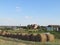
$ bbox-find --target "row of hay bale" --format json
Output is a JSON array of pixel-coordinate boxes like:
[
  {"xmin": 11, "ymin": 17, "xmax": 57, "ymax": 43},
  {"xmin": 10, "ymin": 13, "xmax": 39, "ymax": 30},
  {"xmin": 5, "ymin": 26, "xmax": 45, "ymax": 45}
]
[{"xmin": 0, "ymin": 30, "xmax": 55, "ymax": 42}]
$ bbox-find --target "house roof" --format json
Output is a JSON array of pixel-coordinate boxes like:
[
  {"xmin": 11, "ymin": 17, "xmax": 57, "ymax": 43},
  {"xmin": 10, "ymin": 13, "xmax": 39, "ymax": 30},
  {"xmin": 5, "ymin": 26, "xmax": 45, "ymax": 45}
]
[{"xmin": 48, "ymin": 25, "xmax": 60, "ymax": 27}]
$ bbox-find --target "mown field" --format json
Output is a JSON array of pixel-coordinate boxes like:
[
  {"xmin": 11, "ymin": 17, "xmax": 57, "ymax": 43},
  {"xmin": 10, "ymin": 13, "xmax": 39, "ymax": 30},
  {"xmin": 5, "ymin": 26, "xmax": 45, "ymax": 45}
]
[
  {"xmin": 0, "ymin": 29, "xmax": 60, "ymax": 45},
  {"xmin": 4, "ymin": 29, "xmax": 60, "ymax": 39}
]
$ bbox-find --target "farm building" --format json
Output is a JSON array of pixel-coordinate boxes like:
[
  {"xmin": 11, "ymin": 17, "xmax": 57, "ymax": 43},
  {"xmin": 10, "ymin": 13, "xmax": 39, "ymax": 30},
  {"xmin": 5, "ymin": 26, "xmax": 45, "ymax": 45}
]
[
  {"xmin": 27, "ymin": 24, "xmax": 39, "ymax": 29},
  {"xmin": 31, "ymin": 24, "xmax": 39, "ymax": 29},
  {"xmin": 46, "ymin": 25, "xmax": 60, "ymax": 31}
]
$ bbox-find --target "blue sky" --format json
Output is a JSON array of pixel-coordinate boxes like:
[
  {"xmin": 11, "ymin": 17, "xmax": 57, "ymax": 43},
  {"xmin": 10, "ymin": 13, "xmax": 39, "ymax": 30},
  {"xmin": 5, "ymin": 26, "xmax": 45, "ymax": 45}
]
[{"xmin": 0, "ymin": 0, "xmax": 60, "ymax": 26}]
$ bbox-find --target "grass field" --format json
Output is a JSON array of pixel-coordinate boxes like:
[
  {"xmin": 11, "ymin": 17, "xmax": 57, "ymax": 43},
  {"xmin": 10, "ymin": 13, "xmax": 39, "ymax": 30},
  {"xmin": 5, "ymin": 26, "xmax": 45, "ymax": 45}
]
[{"xmin": 0, "ymin": 36, "xmax": 60, "ymax": 45}]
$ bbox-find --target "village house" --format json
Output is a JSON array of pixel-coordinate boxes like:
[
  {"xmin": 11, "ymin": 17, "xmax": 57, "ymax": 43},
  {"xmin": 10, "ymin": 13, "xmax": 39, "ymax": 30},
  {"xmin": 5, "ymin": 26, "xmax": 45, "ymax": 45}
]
[
  {"xmin": 46, "ymin": 25, "xmax": 60, "ymax": 31},
  {"xmin": 31, "ymin": 24, "xmax": 39, "ymax": 29}
]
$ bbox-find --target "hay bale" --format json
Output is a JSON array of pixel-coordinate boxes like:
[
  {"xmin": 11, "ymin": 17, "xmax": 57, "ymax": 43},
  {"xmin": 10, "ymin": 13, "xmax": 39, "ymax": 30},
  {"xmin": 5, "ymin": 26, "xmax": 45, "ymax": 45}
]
[
  {"xmin": 45, "ymin": 34, "xmax": 55, "ymax": 42},
  {"xmin": 16, "ymin": 33, "xmax": 20, "ymax": 35},
  {"xmin": 34, "ymin": 34, "xmax": 41, "ymax": 42},
  {"xmin": 2, "ymin": 31, "xmax": 7, "ymax": 36},
  {"xmin": 19, "ymin": 33, "xmax": 22, "ymax": 39},
  {"xmin": 28, "ymin": 33, "xmax": 47, "ymax": 42},
  {"xmin": 32, "ymin": 34, "xmax": 46, "ymax": 42},
  {"xmin": 10, "ymin": 33, "xmax": 14, "ymax": 38},
  {"xmin": 9, "ymin": 33, "xmax": 16, "ymax": 38},
  {"xmin": 23, "ymin": 34, "xmax": 29, "ymax": 40},
  {"xmin": 21, "ymin": 33, "xmax": 28, "ymax": 40},
  {"xmin": 0, "ymin": 30, "xmax": 2, "ymax": 33},
  {"xmin": 28, "ymin": 34, "xmax": 33, "ymax": 41},
  {"xmin": 12, "ymin": 33, "xmax": 17, "ymax": 38},
  {"xmin": 5, "ymin": 32, "xmax": 11, "ymax": 37},
  {"xmin": 24, "ymin": 34, "xmax": 30, "ymax": 41},
  {"xmin": 32, "ymin": 34, "xmax": 38, "ymax": 41},
  {"xmin": 16, "ymin": 33, "xmax": 22, "ymax": 39},
  {"xmin": 28, "ymin": 34, "xmax": 36, "ymax": 41},
  {"xmin": 30, "ymin": 34, "xmax": 35, "ymax": 41},
  {"xmin": 0, "ymin": 30, "xmax": 2, "ymax": 35},
  {"xmin": 16, "ymin": 33, "xmax": 20, "ymax": 39},
  {"xmin": 40, "ymin": 33, "xmax": 47, "ymax": 42}
]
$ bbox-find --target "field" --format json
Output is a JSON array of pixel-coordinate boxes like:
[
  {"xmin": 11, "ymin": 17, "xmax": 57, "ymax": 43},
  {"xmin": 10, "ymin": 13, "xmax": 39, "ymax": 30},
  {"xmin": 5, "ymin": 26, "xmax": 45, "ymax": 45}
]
[
  {"xmin": 0, "ymin": 29, "xmax": 60, "ymax": 45},
  {"xmin": 0, "ymin": 36, "xmax": 60, "ymax": 45}
]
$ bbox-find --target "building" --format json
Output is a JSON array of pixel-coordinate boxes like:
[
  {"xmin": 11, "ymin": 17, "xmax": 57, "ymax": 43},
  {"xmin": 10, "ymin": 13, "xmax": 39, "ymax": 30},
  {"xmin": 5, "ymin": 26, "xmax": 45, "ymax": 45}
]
[
  {"xmin": 27, "ymin": 24, "xmax": 39, "ymax": 29},
  {"xmin": 31, "ymin": 24, "xmax": 39, "ymax": 29},
  {"xmin": 46, "ymin": 25, "xmax": 60, "ymax": 31}
]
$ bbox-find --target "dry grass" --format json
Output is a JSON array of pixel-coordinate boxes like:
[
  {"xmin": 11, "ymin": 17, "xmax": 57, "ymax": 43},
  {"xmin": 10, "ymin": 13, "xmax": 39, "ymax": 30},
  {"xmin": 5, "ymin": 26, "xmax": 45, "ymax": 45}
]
[
  {"xmin": 0, "ymin": 36, "xmax": 60, "ymax": 45},
  {"xmin": 0, "ymin": 39, "xmax": 27, "ymax": 45}
]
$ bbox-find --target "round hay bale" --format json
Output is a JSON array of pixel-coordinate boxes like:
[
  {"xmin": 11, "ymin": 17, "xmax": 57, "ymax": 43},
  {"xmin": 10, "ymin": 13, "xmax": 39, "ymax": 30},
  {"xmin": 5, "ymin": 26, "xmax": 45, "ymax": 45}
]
[
  {"xmin": 0, "ymin": 30, "xmax": 2, "ymax": 35},
  {"xmin": 10, "ymin": 33, "xmax": 14, "ymax": 38},
  {"xmin": 5, "ymin": 32, "xmax": 11, "ymax": 37},
  {"xmin": 34, "ymin": 34, "xmax": 41, "ymax": 42},
  {"xmin": 40, "ymin": 33, "xmax": 47, "ymax": 42},
  {"xmin": 28, "ymin": 33, "xmax": 47, "ymax": 42},
  {"xmin": 28, "ymin": 34, "xmax": 33, "ymax": 41},
  {"xmin": 19, "ymin": 33, "xmax": 22, "ymax": 39},
  {"xmin": 16, "ymin": 33, "xmax": 20, "ymax": 39},
  {"xmin": 9, "ymin": 33, "xmax": 16, "ymax": 38},
  {"xmin": 25, "ymin": 34, "xmax": 31, "ymax": 41},
  {"xmin": 13, "ymin": 33, "xmax": 17, "ymax": 38},
  {"xmin": 16, "ymin": 33, "xmax": 22, "ymax": 39},
  {"xmin": 45, "ymin": 34, "xmax": 55, "ymax": 42},
  {"xmin": 32, "ymin": 34, "xmax": 38, "ymax": 41},
  {"xmin": 23, "ymin": 34, "xmax": 29, "ymax": 40},
  {"xmin": 2, "ymin": 31, "xmax": 7, "ymax": 36},
  {"xmin": 18, "ymin": 33, "xmax": 21, "ymax": 35},
  {"xmin": 28, "ymin": 34, "xmax": 36, "ymax": 41},
  {"xmin": 0, "ymin": 30, "xmax": 2, "ymax": 33},
  {"xmin": 21, "ymin": 33, "xmax": 27, "ymax": 40}
]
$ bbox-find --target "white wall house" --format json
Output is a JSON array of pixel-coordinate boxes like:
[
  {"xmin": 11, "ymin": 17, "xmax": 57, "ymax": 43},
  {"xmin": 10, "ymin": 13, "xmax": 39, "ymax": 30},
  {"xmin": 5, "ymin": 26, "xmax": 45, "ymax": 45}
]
[
  {"xmin": 46, "ymin": 26, "xmax": 53, "ymax": 31},
  {"xmin": 46, "ymin": 25, "xmax": 60, "ymax": 31}
]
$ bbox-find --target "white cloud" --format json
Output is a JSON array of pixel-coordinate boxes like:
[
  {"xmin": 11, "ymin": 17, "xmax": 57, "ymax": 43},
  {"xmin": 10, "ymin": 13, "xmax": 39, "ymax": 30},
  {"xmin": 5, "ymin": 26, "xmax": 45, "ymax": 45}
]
[
  {"xmin": 16, "ymin": 6, "xmax": 20, "ymax": 9},
  {"xmin": 25, "ymin": 16, "xmax": 32, "ymax": 19},
  {"xmin": 16, "ymin": 6, "xmax": 21, "ymax": 12}
]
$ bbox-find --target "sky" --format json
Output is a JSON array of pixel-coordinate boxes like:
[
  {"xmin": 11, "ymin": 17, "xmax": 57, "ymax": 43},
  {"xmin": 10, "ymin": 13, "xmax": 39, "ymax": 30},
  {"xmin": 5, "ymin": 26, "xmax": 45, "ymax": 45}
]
[{"xmin": 0, "ymin": 0, "xmax": 60, "ymax": 26}]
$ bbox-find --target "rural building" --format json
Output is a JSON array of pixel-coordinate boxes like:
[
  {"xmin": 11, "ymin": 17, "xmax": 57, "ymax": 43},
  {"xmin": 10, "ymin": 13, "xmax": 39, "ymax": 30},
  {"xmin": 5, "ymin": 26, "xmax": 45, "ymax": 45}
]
[
  {"xmin": 31, "ymin": 24, "xmax": 39, "ymax": 29},
  {"xmin": 46, "ymin": 25, "xmax": 60, "ymax": 31},
  {"xmin": 27, "ymin": 24, "xmax": 39, "ymax": 29}
]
